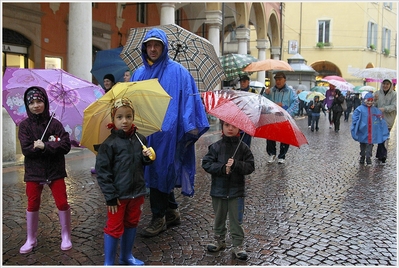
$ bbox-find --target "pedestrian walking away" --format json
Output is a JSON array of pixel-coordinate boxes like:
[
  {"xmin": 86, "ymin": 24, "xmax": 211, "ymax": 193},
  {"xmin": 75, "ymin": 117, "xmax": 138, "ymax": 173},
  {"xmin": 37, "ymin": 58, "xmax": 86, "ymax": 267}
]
[
  {"xmin": 262, "ymin": 72, "xmax": 299, "ymax": 164},
  {"xmin": 351, "ymin": 92, "xmax": 389, "ymax": 166},
  {"xmin": 95, "ymin": 97, "xmax": 154, "ymax": 265},
  {"xmin": 18, "ymin": 86, "xmax": 72, "ymax": 254},
  {"xmin": 130, "ymin": 27, "xmax": 209, "ymax": 237},
  {"xmin": 373, "ymin": 79, "xmax": 397, "ymax": 164},
  {"xmin": 201, "ymin": 120, "xmax": 255, "ymax": 260}
]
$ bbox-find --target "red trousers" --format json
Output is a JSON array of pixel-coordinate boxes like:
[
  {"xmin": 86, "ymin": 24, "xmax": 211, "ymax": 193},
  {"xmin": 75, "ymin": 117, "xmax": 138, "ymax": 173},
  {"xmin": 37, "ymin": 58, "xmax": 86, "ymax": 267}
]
[
  {"xmin": 26, "ymin": 179, "xmax": 70, "ymax": 212},
  {"xmin": 104, "ymin": 196, "xmax": 145, "ymax": 238}
]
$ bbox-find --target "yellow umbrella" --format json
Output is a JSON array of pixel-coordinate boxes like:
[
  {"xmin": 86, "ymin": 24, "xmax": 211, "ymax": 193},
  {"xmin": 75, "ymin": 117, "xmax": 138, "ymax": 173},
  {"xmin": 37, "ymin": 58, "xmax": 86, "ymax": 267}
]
[
  {"xmin": 81, "ymin": 79, "xmax": 172, "ymax": 155},
  {"xmin": 306, "ymin": 91, "xmax": 326, "ymax": 101}
]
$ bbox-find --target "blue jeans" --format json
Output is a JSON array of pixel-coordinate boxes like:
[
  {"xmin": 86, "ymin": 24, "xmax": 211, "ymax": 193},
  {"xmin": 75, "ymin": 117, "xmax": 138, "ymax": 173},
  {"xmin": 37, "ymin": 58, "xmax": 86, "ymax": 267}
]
[{"xmin": 311, "ymin": 113, "xmax": 321, "ymax": 130}]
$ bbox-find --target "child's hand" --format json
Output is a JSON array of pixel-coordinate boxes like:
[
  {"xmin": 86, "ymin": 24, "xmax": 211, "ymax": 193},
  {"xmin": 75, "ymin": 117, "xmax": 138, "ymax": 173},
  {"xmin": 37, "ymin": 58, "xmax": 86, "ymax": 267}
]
[
  {"xmin": 143, "ymin": 147, "xmax": 152, "ymax": 158},
  {"xmin": 226, "ymin": 158, "xmax": 234, "ymax": 174},
  {"xmin": 33, "ymin": 139, "xmax": 45, "ymax": 150},
  {"xmin": 107, "ymin": 199, "xmax": 121, "ymax": 214}
]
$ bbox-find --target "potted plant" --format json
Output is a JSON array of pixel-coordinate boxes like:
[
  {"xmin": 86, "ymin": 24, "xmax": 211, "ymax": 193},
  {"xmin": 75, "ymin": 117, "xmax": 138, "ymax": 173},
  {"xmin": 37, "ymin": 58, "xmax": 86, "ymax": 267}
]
[
  {"xmin": 316, "ymin": 42, "xmax": 324, "ymax": 48},
  {"xmin": 369, "ymin": 44, "xmax": 376, "ymax": 50},
  {"xmin": 383, "ymin": 48, "xmax": 390, "ymax": 56}
]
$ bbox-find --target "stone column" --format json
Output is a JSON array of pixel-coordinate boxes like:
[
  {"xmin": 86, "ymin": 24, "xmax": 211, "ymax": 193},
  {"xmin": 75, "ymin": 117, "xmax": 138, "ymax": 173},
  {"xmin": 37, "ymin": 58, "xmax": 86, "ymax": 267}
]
[
  {"xmin": 205, "ymin": 10, "xmax": 222, "ymax": 56},
  {"xmin": 160, "ymin": 3, "xmax": 175, "ymax": 25},
  {"xmin": 67, "ymin": 3, "xmax": 92, "ymax": 81},
  {"xmin": 2, "ymin": 108, "xmax": 16, "ymax": 162},
  {"xmin": 256, "ymin": 39, "xmax": 269, "ymax": 84},
  {"xmin": 205, "ymin": 10, "xmax": 222, "ymax": 91},
  {"xmin": 235, "ymin": 27, "xmax": 250, "ymax": 55},
  {"xmin": 271, "ymin": 47, "xmax": 281, "ymax": 60}
]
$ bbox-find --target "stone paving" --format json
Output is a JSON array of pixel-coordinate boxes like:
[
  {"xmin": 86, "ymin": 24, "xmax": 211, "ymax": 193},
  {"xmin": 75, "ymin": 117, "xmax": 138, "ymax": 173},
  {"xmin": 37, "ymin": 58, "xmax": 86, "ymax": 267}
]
[{"xmin": 2, "ymin": 114, "xmax": 397, "ymax": 266}]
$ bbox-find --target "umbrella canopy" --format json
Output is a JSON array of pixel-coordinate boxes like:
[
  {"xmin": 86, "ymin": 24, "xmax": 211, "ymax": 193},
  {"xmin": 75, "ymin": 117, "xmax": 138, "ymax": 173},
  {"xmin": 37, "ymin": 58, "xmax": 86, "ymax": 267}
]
[
  {"xmin": 322, "ymin": 75, "xmax": 346, "ymax": 82},
  {"xmin": 326, "ymin": 79, "xmax": 355, "ymax": 92},
  {"xmin": 358, "ymin": 85, "xmax": 377, "ymax": 93},
  {"xmin": 202, "ymin": 89, "xmax": 308, "ymax": 148},
  {"xmin": 298, "ymin": 90, "xmax": 312, "ymax": 103},
  {"xmin": 121, "ymin": 24, "xmax": 225, "ymax": 92},
  {"xmin": 219, "ymin": 53, "xmax": 258, "ymax": 81},
  {"xmin": 250, "ymin": 81, "xmax": 265, "ymax": 88},
  {"xmin": 351, "ymin": 67, "xmax": 397, "ymax": 80},
  {"xmin": 310, "ymin": 86, "xmax": 328, "ymax": 94},
  {"xmin": 80, "ymin": 79, "xmax": 171, "ymax": 154},
  {"xmin": 91, "ymin": 46, "xmax": 129, "ymax": 89},
  {"xmin": 2, "ymin": 67, "xmax": 104, "ymax": 144},
  {"xmin": 243, "ymin": 59, "xmax": 294, "ymax": 72},
  {"xmin": 306, "ymin": 92, "xmax": 326, "ymax": 102}
]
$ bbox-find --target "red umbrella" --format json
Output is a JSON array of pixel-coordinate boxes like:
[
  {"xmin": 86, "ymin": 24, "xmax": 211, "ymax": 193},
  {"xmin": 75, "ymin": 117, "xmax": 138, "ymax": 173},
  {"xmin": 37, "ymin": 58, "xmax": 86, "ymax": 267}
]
[{"xmin": 202, "ymin": 89, "xmax": 308, "ymax": 148}]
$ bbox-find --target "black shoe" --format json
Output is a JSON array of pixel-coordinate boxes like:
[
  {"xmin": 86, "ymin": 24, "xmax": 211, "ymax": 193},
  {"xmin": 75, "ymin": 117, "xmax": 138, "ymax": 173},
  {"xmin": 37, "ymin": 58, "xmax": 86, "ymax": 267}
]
[
  {"xmin": 380, "ymin": 157, "xmax": 386, "ymax": 164},
  {"xmin": 359, "ymin": 156, "xmax": 365, "ymax": 164},
  {"xmin": 315, "ymin": 128, "xmax": 319, "ymax": 131},
  {"xmin": 366, "ymin": 157, "xmax": 372, "ymax": 166},
  {"xmin": 311, "ymin": 128, "xmax": 314, "ymax": 132}
]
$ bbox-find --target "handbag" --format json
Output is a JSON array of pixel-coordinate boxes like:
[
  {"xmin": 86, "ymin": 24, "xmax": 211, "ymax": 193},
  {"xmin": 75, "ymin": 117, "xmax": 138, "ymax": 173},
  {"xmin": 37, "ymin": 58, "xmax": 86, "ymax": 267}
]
[{"xmin": 341, "ymin": 99, "xmax": 347, "ymax": 110}]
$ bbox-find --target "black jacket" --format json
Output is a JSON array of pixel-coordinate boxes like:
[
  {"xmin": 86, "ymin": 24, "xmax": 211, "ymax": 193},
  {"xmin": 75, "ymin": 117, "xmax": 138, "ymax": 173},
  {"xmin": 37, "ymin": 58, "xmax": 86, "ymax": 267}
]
[
  {"xmin": 18, "ymin": 86, "xmax": 71, "ymax": 183},
  {"xmin": 202, "ymin": 135, "xmax": 254, "ymax": 198},
  {"xmin": 95, "ymin": 128, "xmax": 153, "ymax": 205}
]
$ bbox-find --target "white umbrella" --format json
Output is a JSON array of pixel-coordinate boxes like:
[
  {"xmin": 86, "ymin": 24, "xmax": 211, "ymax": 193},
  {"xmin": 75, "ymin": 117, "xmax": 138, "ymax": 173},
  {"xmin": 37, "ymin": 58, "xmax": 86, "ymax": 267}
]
[
  {"xmin": 249, "ymin": 81, "xmax": 265, "ymax": 88},
  {"xmin": 351, "ymin": 67, "xmax": 397, "ymax": 80},
  {"xmin": 327, "ymin": 79, "xmax": 355, "ymax": 92}
]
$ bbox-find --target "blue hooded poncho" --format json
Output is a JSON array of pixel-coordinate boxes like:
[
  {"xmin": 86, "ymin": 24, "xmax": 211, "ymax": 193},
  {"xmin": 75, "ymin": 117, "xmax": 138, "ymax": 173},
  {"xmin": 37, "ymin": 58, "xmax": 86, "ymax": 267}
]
[
  {"xmin": 131, "ymin": 28, "xmax": 210, "ymax": 196},
  {"xmin": 351, "ymin": 92, "xmax": 389, "ymax": 144}
]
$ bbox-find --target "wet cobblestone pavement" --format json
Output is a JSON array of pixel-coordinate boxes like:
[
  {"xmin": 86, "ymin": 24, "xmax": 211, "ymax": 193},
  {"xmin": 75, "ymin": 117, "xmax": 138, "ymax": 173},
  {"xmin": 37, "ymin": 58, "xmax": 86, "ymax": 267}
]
[{"xmin": 2, "ymin": 115, "xmax": 397, "ymax": 266}]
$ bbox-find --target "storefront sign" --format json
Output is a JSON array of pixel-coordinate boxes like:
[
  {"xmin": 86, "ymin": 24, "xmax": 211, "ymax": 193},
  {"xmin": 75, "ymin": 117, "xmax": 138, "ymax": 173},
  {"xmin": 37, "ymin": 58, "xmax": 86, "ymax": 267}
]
[{"xmin": 3, "ymin": 44, "xmax": 27, "ymax": 54}]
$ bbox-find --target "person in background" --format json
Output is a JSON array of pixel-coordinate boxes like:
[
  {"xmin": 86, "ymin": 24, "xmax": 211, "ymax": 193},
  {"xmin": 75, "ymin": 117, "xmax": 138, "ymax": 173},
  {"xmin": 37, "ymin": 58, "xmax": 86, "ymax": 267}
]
[
  {"xmin": 95, "ymin": 97, "xmax": 154, "ymax": 265},
  {"xmin": 18, "ymin": 86, "xmax": 72, "ymax": 254},
  {"xmin": 123, "ymin": 69, "xmax": 131, "ymax": 82},
  {"xmin": 351, "ymin": 92, "xmax": 389, "ymax": 166},
  {"xmin": 374, "ymin": 79, "xmax": 397, "ymax": 164},
  {"xmin": 353, "ymin": 93, "xmax": 361, "ymax": 110},
  {"xmin": 262, "ymin": 72, "xmax": 298, "ymax": 164},
  {"xmin": 323, "ymin": 83, "xmax": 336, "ymax": 128},
  {"xmin": 103, "ymin": 73, "xmax": 116, "ymax": 93},
  {"xmin": 130, "ymin": 28, "xmax": 209, "ymax": 237},
  {"xmin": 343, "ymin": 92, "xmax": 354, "ymax": 122},
  {"xmin": 236, "ymin": 74, "xmax": 257, "ymax": 147},
  {"xmin": 308, "ymin": 95, "xmax": 327, "ymax": 132},
  {"xmin": 202, "ymin": 120, "xmax": 255, "ymax": 260},
  {"xmin": 330, "ymin": 89, "xmax": 345, "ymax": 132}
]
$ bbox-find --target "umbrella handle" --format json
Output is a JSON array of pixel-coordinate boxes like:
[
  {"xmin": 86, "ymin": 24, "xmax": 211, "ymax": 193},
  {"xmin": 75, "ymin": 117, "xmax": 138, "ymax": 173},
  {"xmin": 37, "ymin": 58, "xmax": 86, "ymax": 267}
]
[
  {"xmin": 40, "ymin": 112, "xmax": 55, "ymax": 141},
  {"xmin": 142, "ymin": 145, "xmax": 156, "ymax": 160},
  {"xmin": 231, "ymin": 132, "xmax": 245, "ymax": 159},
  {"xmin": 135, "ymin": 133, "xmax": 156, "ymax": 160}
]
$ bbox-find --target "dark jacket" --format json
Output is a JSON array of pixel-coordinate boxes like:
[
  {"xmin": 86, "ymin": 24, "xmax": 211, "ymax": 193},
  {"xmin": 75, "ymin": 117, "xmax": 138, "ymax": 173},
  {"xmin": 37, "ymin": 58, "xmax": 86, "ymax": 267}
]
[
  {"xmin": 95, "ymin": 128, "xmax": 153, "ymax": 206},
  {"xmin": 18, "ymin": 87, "xmax": 71, "ymax": 183},
  {"xmin": 308, "ymin": 99, "xmax": 326, "ymax": 114},
  {"xmin": 201, "ymin": 135, "xmax": 255, "ymax": 198},
  {"xmin": 331, "ymin": 90, "xmax": 345, "ymax": 112}
]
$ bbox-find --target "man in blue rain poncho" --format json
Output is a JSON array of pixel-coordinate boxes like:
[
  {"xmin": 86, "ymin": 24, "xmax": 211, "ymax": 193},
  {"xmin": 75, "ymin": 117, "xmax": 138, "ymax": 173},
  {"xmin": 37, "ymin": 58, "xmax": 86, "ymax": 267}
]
[{"xmin": 131, "ymin": 28, "xmax": 209, "ymax": 237}]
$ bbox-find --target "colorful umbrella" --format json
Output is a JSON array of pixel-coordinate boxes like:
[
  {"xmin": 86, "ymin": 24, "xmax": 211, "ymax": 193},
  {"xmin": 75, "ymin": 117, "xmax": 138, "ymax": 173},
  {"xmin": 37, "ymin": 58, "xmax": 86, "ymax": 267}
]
[
  {"xmin": 2, "ymin": 67, "xmax": 104, "ymax": 144},
  {"xmin": 298, "ymin": 90, "xmax": 312, "ymax": 103},
  {"xmin": 80, "ymin": 79, "xmax": 171, "ymax": 154},
  {"xmin": 358, "ymin": 85, "xmax": 377, "ymax": 93},
  {"xmin": 121, "ymin": 24, "xmax": 225, "ymax": 92},
  {"xmin": 351, "ymin": 67, "xmax": 396, "ymax": 80},
  {"xmin": 90, "ymin": 46, "xmax": 129, "ymax": 89},
  {"xmin": 202, "ymin": 89, "xmax": 308, "ymax": 148},
  {"xmin": 306, "ymin": 92, "xmax": 326, "ymax": 102},
  {"xmin": 310, "ymin": 86, "xmax": 328, "ymax": 94},
  {"xmin": 326, "ymin": 79, "xmax": 355, "ymax": 92},
  {"xmin": 243, "ymin": 59, "xmax": 294, "ymax": 72},
  {"xmin": 219, "ymin": 53, "xmax": 258, "ymax": 81},
  {"xmin": 322, "ymin": 75, "xmax": 346, "ymax": 82}
]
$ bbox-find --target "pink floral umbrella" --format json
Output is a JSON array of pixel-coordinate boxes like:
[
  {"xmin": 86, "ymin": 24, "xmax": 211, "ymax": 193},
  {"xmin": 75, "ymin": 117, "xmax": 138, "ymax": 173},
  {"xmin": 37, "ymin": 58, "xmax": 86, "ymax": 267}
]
[{"xmin": 2, "ymin": 68, "xmax": 105, "ymax": 145}]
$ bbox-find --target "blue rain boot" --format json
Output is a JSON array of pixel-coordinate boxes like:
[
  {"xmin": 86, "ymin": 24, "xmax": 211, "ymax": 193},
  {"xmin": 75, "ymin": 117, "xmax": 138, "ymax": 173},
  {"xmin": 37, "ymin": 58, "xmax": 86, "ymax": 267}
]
[
  {"xmin": 104, "ymin": 233, "xmax": 119, "ymax": 265},
  {"xmin": 119, "ymin": 228, "xmax": 144, "ymax": 265}
]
